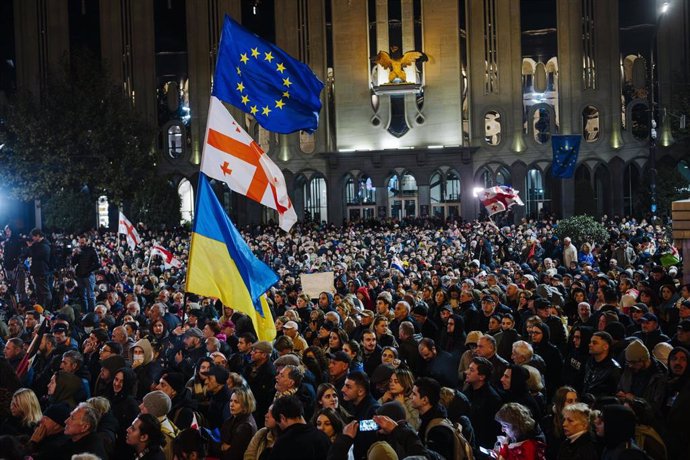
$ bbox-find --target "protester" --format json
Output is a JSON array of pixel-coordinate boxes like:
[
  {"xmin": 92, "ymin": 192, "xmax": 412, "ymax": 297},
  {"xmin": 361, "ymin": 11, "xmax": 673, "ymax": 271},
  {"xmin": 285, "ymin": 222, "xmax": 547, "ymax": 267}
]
[{"xmin": 0, "ymin": 216, "xmax": 685, "ymax": 460}]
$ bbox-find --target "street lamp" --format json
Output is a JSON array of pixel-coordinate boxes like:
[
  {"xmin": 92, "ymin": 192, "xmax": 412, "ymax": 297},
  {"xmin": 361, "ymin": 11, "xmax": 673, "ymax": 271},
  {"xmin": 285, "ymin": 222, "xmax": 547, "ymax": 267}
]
[{"xmin": 649, "ymin": 1, "xmax": 670, "ymax": 222}]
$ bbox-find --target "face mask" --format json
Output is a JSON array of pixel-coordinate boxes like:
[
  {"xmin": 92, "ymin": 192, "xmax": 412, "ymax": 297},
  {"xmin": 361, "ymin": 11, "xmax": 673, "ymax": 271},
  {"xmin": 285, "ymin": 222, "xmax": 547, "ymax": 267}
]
[
  {"xmin": 133, "ymin": 355, "xmax": 144, "ymax": 367},
  {"xmin": 84, "ymin": 327, "xmax": 93, "ymax": 334}
]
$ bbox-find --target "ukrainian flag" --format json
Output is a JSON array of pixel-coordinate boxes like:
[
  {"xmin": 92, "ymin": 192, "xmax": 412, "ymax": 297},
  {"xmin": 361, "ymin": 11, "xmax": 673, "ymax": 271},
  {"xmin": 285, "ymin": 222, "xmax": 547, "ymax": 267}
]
[{"xmin": 186, "ymin": 173, "xmax": 278, "ymax": 341}]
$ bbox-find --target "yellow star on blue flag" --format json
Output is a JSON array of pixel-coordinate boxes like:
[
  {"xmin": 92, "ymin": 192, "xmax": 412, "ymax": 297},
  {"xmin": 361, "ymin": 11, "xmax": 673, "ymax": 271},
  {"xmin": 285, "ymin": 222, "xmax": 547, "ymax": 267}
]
[
  {"xmin": 212, "ymin": 15, "xmax": 324, "ymax": 134},
  {"xmin": 551, "ymin": 134, "xmax": 581, "ymax": 179}
]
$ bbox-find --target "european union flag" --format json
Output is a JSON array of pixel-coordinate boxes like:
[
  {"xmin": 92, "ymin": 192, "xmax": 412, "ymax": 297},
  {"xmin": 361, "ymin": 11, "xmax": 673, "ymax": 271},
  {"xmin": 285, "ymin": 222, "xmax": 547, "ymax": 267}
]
[
  {"xmin": 551, "ymin": 134, "xmax": 581, "ymax": 179},
  {"xmin": 213, "ymin": 15, "xmax": 324, "ymax": 134}
]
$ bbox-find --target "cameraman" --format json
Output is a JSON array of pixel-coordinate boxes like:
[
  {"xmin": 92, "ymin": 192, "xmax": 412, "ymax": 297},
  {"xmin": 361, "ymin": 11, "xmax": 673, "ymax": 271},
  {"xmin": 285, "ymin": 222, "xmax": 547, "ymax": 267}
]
[
  {"xmin": 27, "ymin": 228, "xmax": 52, "ymax": 308},
  {"xmin": 71, "ymin": 235, "xmax": 100, "ymax": 313},
  {"xmin": 2, "ymin": 225, "xmax": 23, "ymax": 294}
]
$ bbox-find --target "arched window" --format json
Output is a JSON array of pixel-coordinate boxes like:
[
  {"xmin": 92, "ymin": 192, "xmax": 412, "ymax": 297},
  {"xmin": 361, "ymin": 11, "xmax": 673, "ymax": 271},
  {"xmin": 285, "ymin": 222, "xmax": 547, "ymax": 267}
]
[
  {"xmin": 346, "ymin": 175, "xmax": 376, "ymax": 205},
  {"xmin": 478, "ymin": 167, "xmax": 493, "ymax": 188},
  {"xmin": 303, "ymin": 176, "xmax": 327, "ymax": 223},
  {"xmin": 345, "ymin": 174, "xmax": 376, "ymax": 221},
  {"xmin": 167, "ymin": 124, "xmax": 184, "ymax": 159},
  {"xmin": 430, "ymin": 170, "xmax": 461, "ymax": 220},
  {"xmin": 524, "ymin": 168, "xmax": 547, "ymax": 217},
  {"xmin": 496, "ymin": 166, "xmax": 511, "ymax": 186},
  {"xmin": 300, "ymin": 131, "xmax": 315, "ymax": 154},
  {"xmin": 178, "ymin": 178, "xmax": 194, "ymax": 224},
  {"xmin": 388, "ymin": 173, "xmax": 418, "ymax": 218},
  {"xmin": 484, "ymin": 111, "xmax": 502, "ymax": 145},
  {"xmin": 583, "ymin": 106, "xmax": 600, "ymax": 142},
  {"xmin": 533, "ymin": 108, "xmax": 551, "ymax": 144}
]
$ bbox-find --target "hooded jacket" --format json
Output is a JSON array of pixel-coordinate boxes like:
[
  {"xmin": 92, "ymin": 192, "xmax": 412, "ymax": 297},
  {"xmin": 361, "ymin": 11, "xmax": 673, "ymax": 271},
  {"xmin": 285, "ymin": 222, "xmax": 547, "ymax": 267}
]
[
  {"xmin": 504, "ymin": 364, "xmax": 541, "ymax": 419},
  {"xmin": 664, "ymin": 347, "xmax": 690, "ymax": 459},
  {"xmin": 50, "ymin": 371, "xmax": 83, "ymax": 409},
  {"xmin": 133, "ymin": 338, "xmax": 162, "ymax": 400},
  {"xmin": 111, "ymin": 367, "xmax": 139, "ymax": 457},
  {"xmin": 601, "ymin": 405, "xmax": 641, "ymax": 460},
  {"xmin": 532, "ymin": 322, "xmax": 563, "ymax": 398},
  {"xmin": 562, "ymin": 325, "xmax": 594, "ymax": 393}
]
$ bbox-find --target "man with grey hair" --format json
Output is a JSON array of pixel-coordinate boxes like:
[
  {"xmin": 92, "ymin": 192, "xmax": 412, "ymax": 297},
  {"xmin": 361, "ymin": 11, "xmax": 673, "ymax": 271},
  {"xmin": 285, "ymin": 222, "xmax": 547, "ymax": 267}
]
[
  {"xmin": 390, "ymin": 300, "xmax": 418, "ymax": 337},
  {"xmin": 563, "ymin": 237, "xmax": 578, "ymax": 268},
  {"xmin": 475, "ymin": 335, "xmax": 508, "ymax": 387},
  {"xmin": 63, "ymin": 402, "xmax": 107, "ymax": 459}
]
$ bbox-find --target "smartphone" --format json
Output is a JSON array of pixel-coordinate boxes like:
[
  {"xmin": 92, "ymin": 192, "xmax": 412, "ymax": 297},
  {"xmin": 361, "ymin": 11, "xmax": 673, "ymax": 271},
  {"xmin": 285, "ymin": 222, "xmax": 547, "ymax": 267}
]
[
  {"xmin": 359, "ymin": 419, "xmax": 379, "ymax": 432},
  {"xmin": 479, "ymin": 447, "xmax": 497, "ymax": 458}
]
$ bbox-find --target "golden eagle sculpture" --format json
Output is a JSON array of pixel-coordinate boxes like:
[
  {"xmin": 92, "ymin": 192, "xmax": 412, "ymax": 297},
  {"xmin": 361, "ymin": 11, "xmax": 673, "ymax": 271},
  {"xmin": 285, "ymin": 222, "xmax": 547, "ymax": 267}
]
[{"xmin": 373, "ymin": 46, "xmax": 428, "ymax": 84}]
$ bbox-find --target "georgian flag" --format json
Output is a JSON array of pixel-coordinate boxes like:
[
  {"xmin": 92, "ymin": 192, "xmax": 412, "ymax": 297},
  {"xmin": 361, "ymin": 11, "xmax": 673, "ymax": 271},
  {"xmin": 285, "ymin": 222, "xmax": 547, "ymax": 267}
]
[
  {"xmin": 200, "ymin": 96, "xmax": 298, "ymax": 232},
  {"xmin": 479, "ymin": 186, "xmax": 525, "ymax": 216},
  {"xmin": 118, "ymin": 212, "xmax": 141, "ymax": 250},
  {"xmin": 151, "ymin": 244, "xmax": 183, "ymax": 269}
]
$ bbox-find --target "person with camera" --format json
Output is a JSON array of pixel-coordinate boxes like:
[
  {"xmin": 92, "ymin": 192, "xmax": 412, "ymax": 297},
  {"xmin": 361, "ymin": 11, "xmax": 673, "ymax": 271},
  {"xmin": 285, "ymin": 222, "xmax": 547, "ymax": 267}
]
[
  {"xmin": 71, "ymin": 235, "xmax": 100, "ymax": 313},
  {"xmin": 2, "ymin": 225, "xmax": 24, "ymax": 299},
  {"xmin": 26, "ymin": 228, "xmax": 52, "ymax": 308}
]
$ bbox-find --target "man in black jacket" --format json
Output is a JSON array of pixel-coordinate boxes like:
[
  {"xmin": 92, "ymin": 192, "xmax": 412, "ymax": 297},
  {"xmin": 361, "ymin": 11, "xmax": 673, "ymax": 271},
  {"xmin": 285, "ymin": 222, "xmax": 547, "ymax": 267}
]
[
  {"xmin": 269, "ymin": 396, "xmax": 330, "ymax": 460},
  {"xmin": 71, "ymin": 235, "xmax": 100, "ymax": 313},
  {"xmin": 62, "ymin": 403, "xmax": 109, "ymax": 459},
  {"xmin": 582, "ymin": 331, "xmax": 622, "ymax": 397},
  {"xmin": 27, "ymin": 228, "xmax": 51, "ymax": 307},
  {"xmin": 462, "ymin": 357, "xmax": 503, "ymax": 450},
  {"xmin": 245, "ymin": 340, "xmax": 276, "ymax": 427}
]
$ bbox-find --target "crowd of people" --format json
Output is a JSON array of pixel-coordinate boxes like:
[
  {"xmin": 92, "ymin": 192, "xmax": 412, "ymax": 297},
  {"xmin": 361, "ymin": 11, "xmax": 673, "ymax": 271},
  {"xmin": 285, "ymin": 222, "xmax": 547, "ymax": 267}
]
[{"xmin": 0, "ymin": 215, "xmax": 686, "ymax": 460}]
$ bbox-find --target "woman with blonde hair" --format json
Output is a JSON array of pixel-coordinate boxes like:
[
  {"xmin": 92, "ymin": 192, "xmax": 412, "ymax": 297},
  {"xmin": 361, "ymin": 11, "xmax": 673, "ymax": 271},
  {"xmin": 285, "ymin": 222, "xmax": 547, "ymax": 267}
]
[
  {"xmin": 2, "ymin": 388, "xmax": 42, "ymax": 436},
  {"xmin": 219, "ymin": 387, "xmax": 257, "ymax": 460}
]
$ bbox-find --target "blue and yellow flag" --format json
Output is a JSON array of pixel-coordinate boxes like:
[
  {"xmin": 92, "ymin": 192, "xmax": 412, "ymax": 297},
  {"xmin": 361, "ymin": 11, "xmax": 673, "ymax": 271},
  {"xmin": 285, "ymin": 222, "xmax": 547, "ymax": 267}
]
[
  {"xmin": 551, "ymin": 134, "xmax": 581, "ymax": 179},
  {"xmin": 186, "ymin": 173, "xmax": 278, "ymax": 341},
  {"xmin": 212, "ymin": 15, "xmax": 324, "ymax": 134}
]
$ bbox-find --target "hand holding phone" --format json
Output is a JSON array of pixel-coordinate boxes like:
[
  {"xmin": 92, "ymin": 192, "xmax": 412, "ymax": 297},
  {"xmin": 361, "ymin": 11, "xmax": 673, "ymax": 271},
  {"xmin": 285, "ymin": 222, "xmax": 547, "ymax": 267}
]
[{"xmin": 358, "ymin": 419, "xmax": 379, "ymax": 432}]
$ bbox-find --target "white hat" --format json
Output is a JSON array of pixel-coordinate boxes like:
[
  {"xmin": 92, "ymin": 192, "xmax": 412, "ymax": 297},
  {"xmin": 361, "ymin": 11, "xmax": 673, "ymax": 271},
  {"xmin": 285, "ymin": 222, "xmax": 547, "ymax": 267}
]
[{"xmin": 283, "ymin": 321, "xmax": 299, "ymax": 330}]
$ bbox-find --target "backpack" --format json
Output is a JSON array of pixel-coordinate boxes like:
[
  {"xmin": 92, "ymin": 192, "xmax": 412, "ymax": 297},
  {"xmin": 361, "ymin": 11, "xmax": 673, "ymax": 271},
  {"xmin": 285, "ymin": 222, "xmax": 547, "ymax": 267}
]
[
  {"xmin": 173, "ymin": 405, "xmax": 208, "ymax": 430},
  {"xmin": 424, "ymin": 417, "xmax": 474, "ymax": 460},
  {"xmin": 161, "ymin": 417, "xmax": 180, "ymax": 460}
]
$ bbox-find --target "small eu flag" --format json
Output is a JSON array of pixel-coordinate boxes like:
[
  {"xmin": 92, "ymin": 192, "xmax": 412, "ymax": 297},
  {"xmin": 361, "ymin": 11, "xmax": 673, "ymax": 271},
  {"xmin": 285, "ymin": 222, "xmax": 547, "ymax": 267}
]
[
  {"xmin": 551, "ymin": 134, "xmax": 581, "ymax": 179},
  {"xmin": 212, "ymin": 15, "xmax": 325, "ymax": 134}
]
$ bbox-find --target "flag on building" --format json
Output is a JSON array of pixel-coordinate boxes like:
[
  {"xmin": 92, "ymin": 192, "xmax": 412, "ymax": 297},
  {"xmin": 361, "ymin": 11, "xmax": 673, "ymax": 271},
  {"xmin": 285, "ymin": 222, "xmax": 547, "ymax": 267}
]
[
  {"xmin": 118, "ymin": 212, "xmax": 141, "ymax": 250},
  {"xmin": 201, "ymin": 96, "xmax": 297, "ymax": 232},
  {"xmin": 551, "ymin": 134, "xmax": 581, "ymax": 179},
  {"xmin": 151, "ymin": 244, "xmax": 183, "ymax": 269},
  {"xmin": 479, "ymin": 186, "xmax": 525, "ymax": 216},
  {"xmin": 212, "ymin": 15, "xmax": 324, "ymax": 134},
  {"xmin": 186, "ymin": 173, "xmax": 278, "ymax": 341}
]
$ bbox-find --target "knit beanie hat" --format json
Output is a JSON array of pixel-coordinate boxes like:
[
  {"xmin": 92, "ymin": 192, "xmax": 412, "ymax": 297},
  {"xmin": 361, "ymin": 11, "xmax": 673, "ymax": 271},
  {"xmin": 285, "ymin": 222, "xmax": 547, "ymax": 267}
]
[
  {"xmin": 142, "ymin": 390, "xmax": 172, "ymax": 417},
  {"xmin": 43, "ymin": 402, "xmax": 71, "ymax": 426},
  {"xmin": 161, "ymin": 372, "xmax": 186, "ymax": 395},
  {"xmin": 367, "ymin": 441, "xmax": 398, "ymax": 460},
  {"xmin": 625, "ymin": 339, "xmax": 650, "ymax": 362},
  {"xmin": 375, "ymin": 401, "xmax": 406, "ymax": 423}
]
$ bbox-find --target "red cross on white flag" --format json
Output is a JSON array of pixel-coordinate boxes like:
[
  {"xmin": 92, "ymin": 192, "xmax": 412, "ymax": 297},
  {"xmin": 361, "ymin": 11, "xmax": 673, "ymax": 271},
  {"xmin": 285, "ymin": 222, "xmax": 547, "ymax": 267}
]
[
  {"xmin": 200, "ymin": 96, "xmax": 298, "ymax": 232},
  {"xmin": 118, "ymin": 212, "xmax": 141, "ymax": 250}
]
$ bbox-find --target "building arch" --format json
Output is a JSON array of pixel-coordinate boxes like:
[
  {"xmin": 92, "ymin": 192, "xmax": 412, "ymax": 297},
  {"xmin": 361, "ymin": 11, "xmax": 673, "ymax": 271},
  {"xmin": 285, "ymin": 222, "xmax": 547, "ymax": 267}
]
[
  {"xmin": 429, "ymin": 168, "xmax": 461, "ymax": 220},
  {"xmin": 387, "ymin": 170, "xmax": 418, "ymax": 219},
  {"xmin": 295, "ymin": 170, "xmax": 328, "ymax": 223},
  {"xmin": 344, "ymin": 171, "xmax": 376, "ymax": 221}
]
